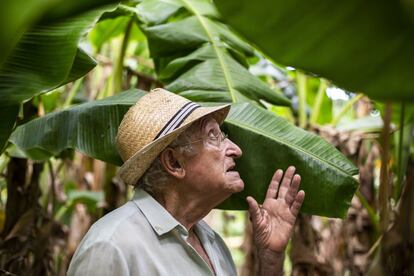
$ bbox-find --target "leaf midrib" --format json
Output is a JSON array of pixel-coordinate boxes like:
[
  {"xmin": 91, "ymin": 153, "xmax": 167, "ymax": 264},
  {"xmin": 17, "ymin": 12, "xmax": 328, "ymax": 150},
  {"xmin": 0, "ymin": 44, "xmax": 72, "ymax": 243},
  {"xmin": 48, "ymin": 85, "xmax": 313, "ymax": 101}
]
[
  {"xmin": 226, "ymin": 117, "xmax": 358, "ymax": 177},
  {"xmin": 180, "ymin": 0, "xmax": 237, "ymax": 102}
]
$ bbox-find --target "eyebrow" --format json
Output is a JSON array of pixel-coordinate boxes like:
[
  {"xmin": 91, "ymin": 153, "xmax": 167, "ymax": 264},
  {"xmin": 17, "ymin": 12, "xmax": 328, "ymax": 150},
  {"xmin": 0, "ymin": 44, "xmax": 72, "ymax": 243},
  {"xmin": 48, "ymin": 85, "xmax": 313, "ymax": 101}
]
[{"xmin": 199, "ymin": 117, "xmax": 218, "ymax": 134}]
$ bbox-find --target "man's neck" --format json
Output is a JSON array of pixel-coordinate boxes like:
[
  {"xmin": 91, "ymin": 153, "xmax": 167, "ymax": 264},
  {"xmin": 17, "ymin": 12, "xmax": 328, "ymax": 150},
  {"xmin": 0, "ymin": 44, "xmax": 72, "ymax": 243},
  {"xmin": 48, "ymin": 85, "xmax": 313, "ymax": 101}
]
[{"xmin": 153, "ymin": 187, "xmax": 218, "ymax": 231}]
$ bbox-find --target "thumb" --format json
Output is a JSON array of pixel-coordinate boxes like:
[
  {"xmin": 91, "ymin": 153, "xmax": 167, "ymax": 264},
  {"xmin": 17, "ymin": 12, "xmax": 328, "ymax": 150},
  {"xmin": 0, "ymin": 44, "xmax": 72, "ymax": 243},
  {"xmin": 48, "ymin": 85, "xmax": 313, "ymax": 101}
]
[{"xmin": 246, "ymin": 196, "xmax": 261, "ymax": 224}]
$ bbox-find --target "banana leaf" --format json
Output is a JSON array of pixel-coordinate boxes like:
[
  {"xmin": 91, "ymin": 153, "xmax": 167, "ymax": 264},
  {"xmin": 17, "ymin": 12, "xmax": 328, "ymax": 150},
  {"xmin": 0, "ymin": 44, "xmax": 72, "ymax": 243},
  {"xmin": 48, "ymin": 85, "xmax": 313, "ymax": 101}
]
[
  {"xmin": 9, "ymin": 90, "xmax": 141, "ymax": 164},
  {"xmin": 0, "ymin": 0, "xmax": 119, "ymax": 66},
  {"xmin": 11, "ymin": 90, "xmax": 358, "ymax": 217},
  {"xmin": 219, "ymin": 103, "xmax": 358, "ymax": 217},
  {"xmin": 88, "ymin": 4, "xmax": 148, "ymax": 52},
  {"xmin": 215, "ymin": 0, "xmax": 414, "ymax": 102},
  {"xmin": 134, "ymin": 0, "xmax": 290, "ymax": 106},
  {"xmin": 0, "ymin": 5, "xmax": 117, "ymax": 153},
  {"xmin": 89, "ymin": 16, "xmax": 132, "ymax": 52}
]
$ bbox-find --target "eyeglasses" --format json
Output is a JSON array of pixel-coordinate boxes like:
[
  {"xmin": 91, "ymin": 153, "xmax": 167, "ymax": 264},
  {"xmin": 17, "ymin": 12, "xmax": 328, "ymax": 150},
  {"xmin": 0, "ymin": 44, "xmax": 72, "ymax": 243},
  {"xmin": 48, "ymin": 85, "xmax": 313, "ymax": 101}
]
[{"xmin": 172, "ymin": 130, "xmax": 228, "ymax": 149}]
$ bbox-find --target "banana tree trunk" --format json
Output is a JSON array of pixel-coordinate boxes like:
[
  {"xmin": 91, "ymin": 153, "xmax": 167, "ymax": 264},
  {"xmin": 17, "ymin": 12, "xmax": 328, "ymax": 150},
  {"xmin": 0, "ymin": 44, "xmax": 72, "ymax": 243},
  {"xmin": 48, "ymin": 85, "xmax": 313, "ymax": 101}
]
[
  {"xmin": 373, "ymin": 158, "xmax": 414, "ymax": 275},
  {"xmin": 0, "ymin": 158, "xmax": 49, "ymax": 275}
]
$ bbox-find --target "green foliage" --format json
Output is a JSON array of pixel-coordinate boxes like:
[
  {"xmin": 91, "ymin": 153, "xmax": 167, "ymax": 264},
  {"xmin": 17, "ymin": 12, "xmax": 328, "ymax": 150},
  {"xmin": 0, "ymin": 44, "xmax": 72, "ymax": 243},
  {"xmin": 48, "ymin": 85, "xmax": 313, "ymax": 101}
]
[
  {"xmin": 0, "ymin": 0, "xmax": 119, "ymax": 65},
  {"xmin": 215, "ymin": 0, "xmax": 414, "ymax": 101},
  {"xmin": 10, "ymin": 90, "xmax": 141, "ymax": 164},
  {"xmin": 135, "ymin": 0, "xmax": 290, "ymax": 105},
  {"xmin": 88, "ymin": 5, "xmax": 148, "ymax": 53},
  {"xmin": 11, "ymin": 90, "xmax": 358, "ymax": 217},
  {"xmin": 3, "ymin": 0, "xmax": 361, "ymax": 218},
  {"xmin": 89, "ymin": 16, "xmax": 133, "ymax": 52},
  {"xmin": 0, "ymin": 5, "xmax": 118, "ymax": 153},
  {"xmin": 376, "ymin": 102, "xmax": 414, "ymax": 127},
  {"xmin": 219, "ymin": 103, "xmax": 358, "ymax": 217},
  {"xmin": 55, "ymin": 189, "xmax": 104, "ymax": 223},
  {"xmin": 307, "ymin": 78, "xmax": 332, "ymax": 125},
  {"xmin": 4, "ymin": 0, "xmax": 413, "ymax": 273}
]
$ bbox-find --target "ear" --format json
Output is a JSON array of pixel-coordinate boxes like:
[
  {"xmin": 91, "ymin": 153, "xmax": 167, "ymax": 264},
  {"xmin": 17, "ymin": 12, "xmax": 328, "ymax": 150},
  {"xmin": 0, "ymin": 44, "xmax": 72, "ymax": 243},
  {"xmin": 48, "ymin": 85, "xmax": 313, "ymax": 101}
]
[{"xmin": 159, "ymin": 148, "xmax": 186, "ymax": 179}]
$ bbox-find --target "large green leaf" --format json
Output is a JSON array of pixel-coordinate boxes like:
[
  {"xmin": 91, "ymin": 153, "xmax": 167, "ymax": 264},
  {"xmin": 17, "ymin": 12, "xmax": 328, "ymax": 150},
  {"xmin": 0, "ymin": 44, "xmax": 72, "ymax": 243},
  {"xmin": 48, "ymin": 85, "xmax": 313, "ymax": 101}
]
[
  {"xmin": 89, "ymin": 16, "xmax": 132, "ymax": 52},
  {"xmin": 88, "ymin": 5, "xmax": 147, "ymax": 52},
  {"xmin": 0, "ymin": 5, "xmax": 116, "ymax": 152},
  {"xmin": 0, "ymin": 0, "xmax": 119, "ymax": 66},
  {"xmin": 11, "ymin": 90, "xmax": 358, "ymax": 217},
  {"xmin": 9, "ymin": 90, "xmax": 141, "ymax": 164},
  {"xmin": 0, "ymin": 0, "xmax": 52, "ymax": 66},
  {"xmin": 135, "ymin": 0, "xmax": 290, "ymax": 106},
  {"xmin": 215, "ymin": 0, "xmax": 414, "ymax": 101},
  {"xmin": 219, "ymin": 103, "xmax": 358, "ymax": 217}
]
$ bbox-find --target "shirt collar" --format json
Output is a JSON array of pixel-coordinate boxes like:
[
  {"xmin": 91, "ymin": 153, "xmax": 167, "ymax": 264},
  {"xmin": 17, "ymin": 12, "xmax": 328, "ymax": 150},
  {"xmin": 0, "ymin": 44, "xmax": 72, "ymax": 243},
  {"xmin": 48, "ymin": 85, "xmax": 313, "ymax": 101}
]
[
  {"xmin": 132, "ymin": 189, "xmax": 216, "ymax": 240},
  {"xmin": 132, "ymin": 189, "xmax": 186, "ymax": 236},
  {"xmin": 195, "ymin": 220, "xmax": 215, "ymax": 241}
]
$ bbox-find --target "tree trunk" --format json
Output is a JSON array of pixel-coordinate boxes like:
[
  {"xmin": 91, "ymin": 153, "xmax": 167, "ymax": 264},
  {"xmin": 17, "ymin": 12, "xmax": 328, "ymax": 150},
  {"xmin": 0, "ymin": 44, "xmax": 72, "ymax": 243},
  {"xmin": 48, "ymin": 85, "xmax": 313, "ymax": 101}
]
[
  {"xmin": 290, "ymin": 214, "xmax": 333, "ymax": 276},
  {"xmin": 378, "ymin": 158, "xmax": 414, "ymax": 275},
  {"xmin": 0, "ymin": 158, "xmax": 51, "ymax": 275}
]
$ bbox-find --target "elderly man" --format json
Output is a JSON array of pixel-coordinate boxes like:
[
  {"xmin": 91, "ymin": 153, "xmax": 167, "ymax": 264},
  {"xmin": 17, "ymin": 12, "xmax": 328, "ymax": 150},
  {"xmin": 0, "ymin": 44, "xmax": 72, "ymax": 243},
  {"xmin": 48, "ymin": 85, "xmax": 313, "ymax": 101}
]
[{"xmin": 68, "ymin": 88, "xmax": 305, "ymax": 275}]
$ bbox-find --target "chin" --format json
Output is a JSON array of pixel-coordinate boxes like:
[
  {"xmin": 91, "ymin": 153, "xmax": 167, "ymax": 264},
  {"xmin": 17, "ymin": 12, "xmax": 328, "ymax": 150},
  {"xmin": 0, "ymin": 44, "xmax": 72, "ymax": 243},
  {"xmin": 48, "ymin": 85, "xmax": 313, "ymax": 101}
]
[
  {"xmin": 235, "ymin": 180, "xmax": 245, "ymax": 192},
  {"xmin": 228, "ymin": 179, "xmax": 245, "ymax": 193}
]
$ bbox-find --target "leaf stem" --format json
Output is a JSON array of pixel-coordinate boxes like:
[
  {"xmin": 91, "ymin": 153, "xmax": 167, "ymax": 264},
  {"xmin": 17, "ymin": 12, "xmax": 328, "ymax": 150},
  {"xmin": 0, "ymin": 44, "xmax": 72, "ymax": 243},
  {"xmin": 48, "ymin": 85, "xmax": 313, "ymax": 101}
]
[
  {"xmin": 63, "ymin": 78, "xmax": 83, "ymax": 108},
  {"xmin": 379, "ymin": 102, "xmax": 392, "ymax": 233},
  {"xmin": 310, "ymin": 79, "xmax": 327, "ymax": 125},
  {"xmin": 113, "ymin": 17, "xmax": 134, "ymax": 95},
  {"xmin": 356, "ymin": 189, "xmax": 380, "ymax": 236},
  {"xmin": 48, "ymin": 160, "xmax": 56, "ymax": 216},
  {"xmin": 331, "ymin": 93, "xmax": 363, "ymax": 126},
  {"xmin": 181, "ymin": 0, "xmax": 237, "ymax": 102},
  {"xmin": 366, "ymin": 235, "xmax": 382, "ymax": 257},
  {"xmin": 395, "ymin": 102, "xmax": 405, "ymax": 199},
  {"xmin": 297, "ymin": 72, "xmax": 307, "ymax": 128}
]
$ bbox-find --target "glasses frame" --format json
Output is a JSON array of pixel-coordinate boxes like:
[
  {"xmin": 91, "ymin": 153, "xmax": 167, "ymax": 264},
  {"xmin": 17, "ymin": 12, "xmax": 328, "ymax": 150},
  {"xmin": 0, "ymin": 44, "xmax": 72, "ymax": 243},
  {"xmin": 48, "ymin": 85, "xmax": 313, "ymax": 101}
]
[{"xmin": 171, "ymin": 130, "xmax": 228, "ymax": 149}]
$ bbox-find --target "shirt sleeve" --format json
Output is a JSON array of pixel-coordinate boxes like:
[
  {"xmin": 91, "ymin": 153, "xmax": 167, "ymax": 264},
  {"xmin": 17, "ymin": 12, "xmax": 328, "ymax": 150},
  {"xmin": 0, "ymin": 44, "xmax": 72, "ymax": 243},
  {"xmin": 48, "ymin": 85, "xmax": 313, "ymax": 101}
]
[{"xmin": 67, "ymin": 241, "xmax": 129, "ymax": 276}]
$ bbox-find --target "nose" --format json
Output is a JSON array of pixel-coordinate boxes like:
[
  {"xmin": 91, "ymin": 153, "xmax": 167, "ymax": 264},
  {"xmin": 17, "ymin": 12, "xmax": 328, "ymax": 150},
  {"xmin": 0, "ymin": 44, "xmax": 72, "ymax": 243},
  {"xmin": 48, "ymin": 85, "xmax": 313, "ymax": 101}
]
[{"xmin": 225, "ymin": 138, "xmax": 242, "ymax": 158}]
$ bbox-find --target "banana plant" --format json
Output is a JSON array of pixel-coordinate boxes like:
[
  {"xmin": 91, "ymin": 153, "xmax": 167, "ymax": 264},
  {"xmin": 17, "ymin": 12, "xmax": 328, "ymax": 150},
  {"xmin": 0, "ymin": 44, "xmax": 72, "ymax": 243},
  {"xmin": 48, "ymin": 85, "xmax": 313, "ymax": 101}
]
[
  {"xmin": 134, "ymin": 0, "xmax": 290, "ymax": 106},
  {"xmin": 10, "ymin": 90, "xmax": 358, "ymax": 218},
  {"xmin": 0, "ymin": 0, "xmax": 119, "ymax": 66},
  {"xmin": 0, "ymin": 4, "xmax": 119, "ymax": 153},
  {"xmin": 5, "ymin": 0, "xmax": 359, "ymax": 218},
  {"xmin": 85, "ymin": 0, "xmax": 290, "ymax": 106},
  {"xmin": 215, "ymin": 0, "xmax": 414, "ymax": 102}
]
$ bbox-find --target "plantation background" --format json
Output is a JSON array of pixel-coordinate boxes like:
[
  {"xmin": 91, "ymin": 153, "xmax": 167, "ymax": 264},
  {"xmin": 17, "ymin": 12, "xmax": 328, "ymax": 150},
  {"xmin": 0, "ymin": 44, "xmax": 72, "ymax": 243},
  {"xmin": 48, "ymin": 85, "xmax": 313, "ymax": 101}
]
[{"xmin": 1, "ymin": 0, "xmax": 413, "ymax": 275}]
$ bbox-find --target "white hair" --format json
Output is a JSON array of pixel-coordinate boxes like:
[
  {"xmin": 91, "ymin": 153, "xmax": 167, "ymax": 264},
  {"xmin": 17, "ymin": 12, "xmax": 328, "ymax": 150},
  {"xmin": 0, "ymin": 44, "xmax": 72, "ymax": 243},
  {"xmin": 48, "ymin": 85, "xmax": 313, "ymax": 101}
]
[{"xmin": 135, "ymin": 121, "xmax": 201, "ymax": 195}]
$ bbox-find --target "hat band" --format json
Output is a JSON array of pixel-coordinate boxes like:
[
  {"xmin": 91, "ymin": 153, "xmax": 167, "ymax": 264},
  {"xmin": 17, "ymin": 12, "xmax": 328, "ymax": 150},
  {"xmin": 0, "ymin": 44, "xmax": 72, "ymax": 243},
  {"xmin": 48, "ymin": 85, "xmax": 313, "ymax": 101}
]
[{"xmin": 154, "ymin": 102, "xmax": 201, "ymax": 140}]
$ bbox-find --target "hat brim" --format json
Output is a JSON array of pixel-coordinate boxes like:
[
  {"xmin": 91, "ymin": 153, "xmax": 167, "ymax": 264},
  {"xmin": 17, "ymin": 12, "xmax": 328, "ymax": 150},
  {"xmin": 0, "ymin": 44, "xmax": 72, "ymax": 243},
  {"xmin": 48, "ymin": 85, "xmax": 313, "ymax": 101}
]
[{"xmin": 117, "ymin": 104, "xmax": 231, "ymax": 186}]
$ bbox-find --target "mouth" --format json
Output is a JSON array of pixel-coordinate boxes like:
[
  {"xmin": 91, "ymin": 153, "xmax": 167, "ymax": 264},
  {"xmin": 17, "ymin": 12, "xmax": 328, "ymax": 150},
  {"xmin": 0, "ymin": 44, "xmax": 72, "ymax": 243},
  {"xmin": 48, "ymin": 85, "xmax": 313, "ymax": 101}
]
[
  {"xmin": 225, "ymin": 163, "xmax": 244, "ymax": 191},
  {"xmin": 226, "ymin": 163, "xmax": 236, "ymax": 173}
]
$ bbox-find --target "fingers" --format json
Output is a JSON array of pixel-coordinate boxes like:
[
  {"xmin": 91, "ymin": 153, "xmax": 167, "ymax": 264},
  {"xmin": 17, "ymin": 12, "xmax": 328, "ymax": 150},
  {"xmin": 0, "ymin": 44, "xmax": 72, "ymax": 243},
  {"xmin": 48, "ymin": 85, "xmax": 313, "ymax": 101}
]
[
  {"xmin": 290, "ymin": 190, "xmax": 305, "ymax": 217},
  {"xmin": 285, "ymin": 174, "xmax": 301, "ymax": 206},
  {"xmin": 277, "ymin": 166, "xmax": 296, "ymax": 199},
  {"xmin": 265, "ymin": 169, "xmax": 283, "ymax": 199},
  {"xmin": 246, "ymin": 196, "xmax": 261, "ymax": 223}
]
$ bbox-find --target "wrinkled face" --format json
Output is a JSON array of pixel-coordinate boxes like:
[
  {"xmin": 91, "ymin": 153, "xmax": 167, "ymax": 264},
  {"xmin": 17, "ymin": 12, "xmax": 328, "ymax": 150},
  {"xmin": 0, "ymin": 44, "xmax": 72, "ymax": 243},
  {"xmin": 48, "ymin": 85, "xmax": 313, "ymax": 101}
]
[{"xmin": 182, "ymin": 117, "xmax": 244, "ymax": 201}]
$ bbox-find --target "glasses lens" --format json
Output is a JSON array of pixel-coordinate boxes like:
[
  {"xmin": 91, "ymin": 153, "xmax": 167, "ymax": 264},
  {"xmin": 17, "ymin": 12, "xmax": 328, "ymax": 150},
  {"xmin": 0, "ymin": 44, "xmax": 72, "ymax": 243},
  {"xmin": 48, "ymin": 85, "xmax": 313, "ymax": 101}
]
[
  {"xmin": 215, "ymin": 131, "xmax": 227, "ymax": 148},
  {"xmin": 204, "ymin": 129, "xmax": 223, "ymax": 148}
]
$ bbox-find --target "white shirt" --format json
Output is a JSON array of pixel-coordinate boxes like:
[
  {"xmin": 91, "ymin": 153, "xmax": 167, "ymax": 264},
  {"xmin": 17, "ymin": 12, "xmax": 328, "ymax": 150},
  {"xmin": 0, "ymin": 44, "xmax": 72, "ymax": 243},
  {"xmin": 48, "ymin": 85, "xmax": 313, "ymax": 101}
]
[{"xmin": 67, "ymin": 189, "xmax": 237, "ymax": 276}]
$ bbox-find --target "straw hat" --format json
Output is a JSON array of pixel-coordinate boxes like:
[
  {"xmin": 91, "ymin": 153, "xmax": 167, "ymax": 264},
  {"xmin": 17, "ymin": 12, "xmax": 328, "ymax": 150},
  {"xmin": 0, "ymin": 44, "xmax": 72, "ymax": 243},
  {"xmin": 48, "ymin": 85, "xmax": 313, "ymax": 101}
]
[{"xmin": 116, "ymin": 88, "xmax": 230, "ymax": 186}]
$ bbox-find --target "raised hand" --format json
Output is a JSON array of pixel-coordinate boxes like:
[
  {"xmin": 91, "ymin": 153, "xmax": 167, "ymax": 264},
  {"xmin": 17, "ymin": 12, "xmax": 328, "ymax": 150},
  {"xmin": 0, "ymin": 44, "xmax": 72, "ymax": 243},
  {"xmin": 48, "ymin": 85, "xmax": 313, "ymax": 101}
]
[{"xmin": 246, "ymin": 166, "xmax": 305, "ymax": 274}]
